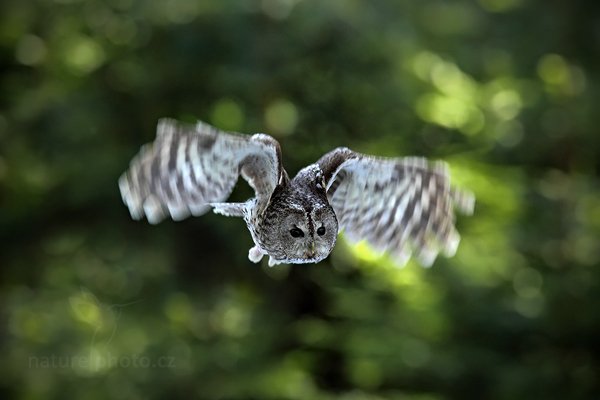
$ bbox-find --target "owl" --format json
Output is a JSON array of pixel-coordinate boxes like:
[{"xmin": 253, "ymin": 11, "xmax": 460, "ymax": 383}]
[{"xmin": 119, "ymin": 119, "xmax": 474, "ymax": 267}]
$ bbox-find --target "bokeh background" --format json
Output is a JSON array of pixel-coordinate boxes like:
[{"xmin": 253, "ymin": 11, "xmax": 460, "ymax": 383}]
[{"xmin": 1, "ymin": 0, "xmax": 599, "ymax": 399}]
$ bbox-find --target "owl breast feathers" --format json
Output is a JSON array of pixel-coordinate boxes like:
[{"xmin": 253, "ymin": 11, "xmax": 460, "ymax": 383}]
[{"xmin": 119, "ymin": 119, "xmax": 474, "ymax": 267}]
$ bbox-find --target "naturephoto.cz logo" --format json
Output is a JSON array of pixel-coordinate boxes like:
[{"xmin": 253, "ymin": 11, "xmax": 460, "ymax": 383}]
[{"xmin": 28, "ymin": 353, "xmax": 176, "ymax": 370}]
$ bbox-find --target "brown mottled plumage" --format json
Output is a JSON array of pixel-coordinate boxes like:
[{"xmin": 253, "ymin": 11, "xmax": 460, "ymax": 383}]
[{"xmin": 119, "ymin": 119, "xmax": 474, "ymax": 267}]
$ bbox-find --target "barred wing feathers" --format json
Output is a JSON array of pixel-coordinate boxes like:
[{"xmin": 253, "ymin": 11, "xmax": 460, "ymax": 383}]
[
  {"xmin": 119, "ymin": 119, "xmax": 282, "ymax": 224},
  {"xmin": 318, "ymin": 148, "xmax": 474, "ymax": 266}
]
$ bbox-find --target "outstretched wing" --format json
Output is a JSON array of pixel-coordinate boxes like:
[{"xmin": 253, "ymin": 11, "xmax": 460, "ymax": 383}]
[
  {"xmin": 119, "ymin": 118, "xmax": 283, "ymax": 224},
  {"xmin": 317, "ymin": 147, "xmax": 474, "ymax": 266}
]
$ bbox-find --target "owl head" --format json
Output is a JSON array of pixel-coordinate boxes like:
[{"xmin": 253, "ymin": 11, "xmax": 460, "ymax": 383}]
[{"xmin": 258, "ymin": 200, "xmax": 338, "ymax": 264}]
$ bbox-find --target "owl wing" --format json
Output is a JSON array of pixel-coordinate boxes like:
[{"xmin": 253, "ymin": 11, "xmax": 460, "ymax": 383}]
[
  {"xmin": 119, "ymin": 118, "xmax": 284, "ymax": 224},
  {"xmin": 317, "ymin": 147, "xmax": 474, "ymax": 266}
]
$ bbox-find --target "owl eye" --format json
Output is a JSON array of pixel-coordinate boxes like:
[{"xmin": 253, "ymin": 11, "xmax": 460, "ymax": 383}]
[
  {"xmin": 316, "ymin": 226, "xmax": 326, "ymax": 236},
  {"xmin": 290, "ymin": 227, "xmax": 304, "ymax": 238}
]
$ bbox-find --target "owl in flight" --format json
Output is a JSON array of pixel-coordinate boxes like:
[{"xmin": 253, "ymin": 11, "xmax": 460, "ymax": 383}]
[{"xmin": 119, "ymin": 119, "xmax": 474, "ymax": 267}]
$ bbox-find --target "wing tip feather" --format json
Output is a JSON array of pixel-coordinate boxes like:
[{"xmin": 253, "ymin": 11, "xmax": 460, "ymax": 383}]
[
  {"xmin": 453, "ymin": 189, "xmax": 475, "ymax": 215},
  {"xmin": 143, "ymin": 196, "xmax": 166, "ymax": 224},
  {"xmin": 118, "ymin": 172, "xmax": 145, "ymax": 220}
]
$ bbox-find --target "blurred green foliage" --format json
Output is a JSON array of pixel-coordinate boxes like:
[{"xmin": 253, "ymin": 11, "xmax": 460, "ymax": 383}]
[{"xmin": 1, "ymin": 0, "xmax": 599, "ymax": 399}]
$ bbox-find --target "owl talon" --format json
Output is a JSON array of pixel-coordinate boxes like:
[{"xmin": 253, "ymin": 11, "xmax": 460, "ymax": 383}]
[
  {"xmin": 268, "ymin": 256, "xmax": 282, "ymax": 267},
  {"xmin": 248, "ymin": 246, "xmax": 264, "ymax": 263},
  {"xmin": 211, "ymin": 202, "xmax": 245, "ymax": 217}
]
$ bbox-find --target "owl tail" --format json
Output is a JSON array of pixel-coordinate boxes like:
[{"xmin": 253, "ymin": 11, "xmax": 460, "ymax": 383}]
[{"xmin": 210, "ymin": 202, "xmax": 246, "ymax": 217}]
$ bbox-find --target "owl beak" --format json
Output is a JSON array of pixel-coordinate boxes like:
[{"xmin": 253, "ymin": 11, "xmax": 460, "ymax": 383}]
[{"xmin": 307, "ymin": 242, "xmax": 316, "ymax": 258}]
